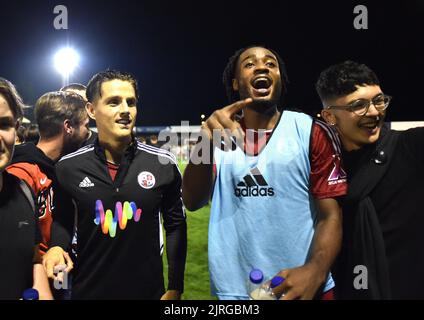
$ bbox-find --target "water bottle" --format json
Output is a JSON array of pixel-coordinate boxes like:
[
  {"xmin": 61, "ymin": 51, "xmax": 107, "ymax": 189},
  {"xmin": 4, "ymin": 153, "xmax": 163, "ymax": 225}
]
[
  {"xmin": 248, "ymin": 269, "xmax": 285, "ymax": 300},
  {"xmin": 247, "ymin": 269, "xmax": 276, "ymax": 300},
  {"xmin": 248, "ymin": 269, "xmax": 267, "ymax": 300},
  {"xmin": 22, "ymin": 288, "xmax": 39, "ymax": 300},
  {"xmin": 269, "ymin": 276, "xmax": 285, "ymax": 299}
]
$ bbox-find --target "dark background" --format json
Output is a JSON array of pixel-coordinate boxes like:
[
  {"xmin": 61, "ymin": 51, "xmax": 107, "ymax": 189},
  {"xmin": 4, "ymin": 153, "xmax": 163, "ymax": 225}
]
[{"xmin": 1, "ymin": 0, "xmax": 423, "ymax": 125}]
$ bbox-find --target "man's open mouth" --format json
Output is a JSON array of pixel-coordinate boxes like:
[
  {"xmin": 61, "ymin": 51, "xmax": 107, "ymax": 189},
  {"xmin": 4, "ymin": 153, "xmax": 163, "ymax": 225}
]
[
  {"xmin": 251, "ymin": 76, "xmax": 272, "ymax": 91},
  {"xmin": 359, "ymin": 121, "xmax": 379, "ymax": 130},
  {"xmin": 116, "ymin": 119, "xmax": 131, "ymax": 125}
]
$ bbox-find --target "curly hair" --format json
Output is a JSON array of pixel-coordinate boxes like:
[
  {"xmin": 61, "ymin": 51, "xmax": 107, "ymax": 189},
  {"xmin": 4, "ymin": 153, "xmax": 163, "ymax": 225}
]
[{"xmin": 316, "ymin": 60, "xmax": 380, "ymax": 101}]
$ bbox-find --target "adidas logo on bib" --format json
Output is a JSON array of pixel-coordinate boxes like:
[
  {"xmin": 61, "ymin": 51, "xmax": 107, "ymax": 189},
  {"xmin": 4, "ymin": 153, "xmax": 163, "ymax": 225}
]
[{"xmin": 234, "ymin": 167, "xmax": 274, "ymax": 197}]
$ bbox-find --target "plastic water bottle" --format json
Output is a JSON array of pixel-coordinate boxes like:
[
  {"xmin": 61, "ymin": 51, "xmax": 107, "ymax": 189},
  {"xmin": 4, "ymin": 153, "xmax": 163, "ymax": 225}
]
[
  {"xmin": 269, "ymin": 276, "xmax": 285, "ymax": 299},
  {"xmin": 247, "ymin": 269, "xmax": 276, "ymax": 300},
  {"xmin": 22, "ymin": 288, "xmax": 39, "ymax": 300},
  {"xmin": 248, "ymin": 269, "xmax": 285, "ymax": 300},
  {"xmin": 248, "ymin": 269, "xmax": 268, "ymax": 300}
]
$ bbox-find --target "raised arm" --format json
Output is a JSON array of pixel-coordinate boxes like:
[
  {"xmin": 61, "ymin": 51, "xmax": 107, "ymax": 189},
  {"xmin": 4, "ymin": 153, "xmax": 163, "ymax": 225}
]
[{"xmin": 182, "ymin": 98, "xmax": 251, "ymax": 210}]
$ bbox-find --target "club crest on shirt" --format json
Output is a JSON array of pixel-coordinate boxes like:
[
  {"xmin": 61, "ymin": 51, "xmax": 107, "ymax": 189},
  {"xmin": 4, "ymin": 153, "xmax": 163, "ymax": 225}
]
[{"xmin": 137, "ymin": 171, "xmax": 156, "ymax": 189}]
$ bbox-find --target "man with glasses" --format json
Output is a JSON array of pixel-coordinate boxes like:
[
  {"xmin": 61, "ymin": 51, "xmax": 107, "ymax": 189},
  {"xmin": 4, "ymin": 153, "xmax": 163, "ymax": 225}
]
[{"xmin": 318, "ymin": 60, "xmax": 424, "ymax": 299}]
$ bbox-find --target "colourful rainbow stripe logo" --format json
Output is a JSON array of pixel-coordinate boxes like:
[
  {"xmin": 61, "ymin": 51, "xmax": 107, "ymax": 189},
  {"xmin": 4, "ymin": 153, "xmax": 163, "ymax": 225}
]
[{"xmin": 94, "ymin": 200, "xmax": 142, "ymax": 238}]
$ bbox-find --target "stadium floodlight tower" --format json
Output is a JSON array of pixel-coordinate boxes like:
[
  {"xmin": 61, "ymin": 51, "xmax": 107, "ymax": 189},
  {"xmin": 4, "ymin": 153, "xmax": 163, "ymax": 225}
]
[{"xmin": 54, "ymin": 47, "xmax": 79, "ymax": 87}]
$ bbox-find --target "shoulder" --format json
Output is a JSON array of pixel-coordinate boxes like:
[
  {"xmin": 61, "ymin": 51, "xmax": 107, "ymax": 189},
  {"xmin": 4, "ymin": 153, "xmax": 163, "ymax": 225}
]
[
  {"xmin": 10, "ymin": 142, "xmax": 38, "ymax": 164},
  {"xmin": 135, "ymin": 142, "xmax": 181, "ymax": 182},
  {"xmin": 282, "ymin": 109, "xmax": 313, "ymax": 122},
  {"xmin": 398, "ymin": 126, "xmax": 424, "ymax": 140},
  {"xmin": 6, "ymin": 163, "xmax": 51, "ymax": 193},
  {"xmin": 12, "ymin": 142, "xmax": 36, "ymax": 154},
  {"xmin": 279, "ymin": 110, "xmax": 314, "ymax": 136},
  {"xmin": 313, "ymin": 119, "xmax": 335, "ymax": 136},
  {"xmin": 135, "ymin": 142, "xmax": 178, "ymax": 166},
  {"xmin": 394, "ymin": 127, "xmax": 424, "ymax": 162},
  {"xmin": 58, "ymin": 145, "xmax": 95, "ymax": 164},
  {"xmin": 312, "ymin": 120, "xmax": 342, "ymax": 154},
  {"xmin": 7, "ymin": 161, "xmax": 40, "ymax": 177},
  {"xmin": 56, "ymin": 145, "xmax": 95, "ymax": 173}
]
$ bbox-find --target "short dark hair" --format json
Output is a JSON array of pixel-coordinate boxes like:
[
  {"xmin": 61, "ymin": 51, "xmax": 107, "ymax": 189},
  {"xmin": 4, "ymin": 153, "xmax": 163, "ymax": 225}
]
[
  {"xmin": 316, "ymin": 60, "xmax": 380, "ymax": 102},
  {"xmin": 16, "ymin": 125, "xmax": 26, "ymax": 143},
  {"xmin": 60, "ymin": 83, "xmax": 87, "ymax": 92},
  {"xmin": 86, "ymin": 70, "xmax": 138, "ymax": 103},
  {"xmin": 0, "ymin": 77, "xmax": 24, "ymax": 121},
  {"xmin": 34, "ymin": 91, "xmax": 87, "ymax": 139},
  {"xmin": 24, "ymin": 124, "xmax": 40, "ymax": 143},
  {"xmin": 222, "ymin": 45, "xmax": 289, "ymax": 105}
]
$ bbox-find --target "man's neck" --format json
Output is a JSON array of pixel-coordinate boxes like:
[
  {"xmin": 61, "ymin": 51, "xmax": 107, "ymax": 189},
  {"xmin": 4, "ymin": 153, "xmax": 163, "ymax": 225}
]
[
  {"xmin": 100, "ymin": 136, "xmax": 132, "ymax": 164},
  {"xmin": 243, "ymin": 107, "xmax": 280, "ymax": 131},
  {"xmin": 342, "ymin": 142, "xmax": 361, "ymax": 152},
  {"xmin": 37, "ymin": 137, "xmax": 64, "ymax": 162}
]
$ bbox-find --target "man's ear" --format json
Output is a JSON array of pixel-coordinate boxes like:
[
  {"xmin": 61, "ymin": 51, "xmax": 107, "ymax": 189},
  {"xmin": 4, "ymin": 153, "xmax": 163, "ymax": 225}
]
[
  {"xmin": 86, "ymin": 102, "xmax": 96, "ymax": 120},
  {"xmin": 321, "ymin": 109, "xmax": 337, "ymax": 126},
  {"xmin": 63, "ymin": 119, "xmax": 73, "ymax": 134},
  {"xmin": 232, "ymin": 79, "xmax": 239, "ymax": 92}
]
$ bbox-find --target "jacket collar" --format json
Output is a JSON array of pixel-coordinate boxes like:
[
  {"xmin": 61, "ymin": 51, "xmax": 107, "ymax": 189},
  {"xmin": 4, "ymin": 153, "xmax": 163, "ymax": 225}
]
[{"xmin": 93, "ymin": 136, "xmax": 137, "ymax": 164}]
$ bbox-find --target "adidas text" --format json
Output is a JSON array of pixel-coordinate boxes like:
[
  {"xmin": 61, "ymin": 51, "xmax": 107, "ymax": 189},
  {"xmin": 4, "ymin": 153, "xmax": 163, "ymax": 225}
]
[{"xmin": 234, "ymin": 186, "xmax": 275, "ymax": 197}]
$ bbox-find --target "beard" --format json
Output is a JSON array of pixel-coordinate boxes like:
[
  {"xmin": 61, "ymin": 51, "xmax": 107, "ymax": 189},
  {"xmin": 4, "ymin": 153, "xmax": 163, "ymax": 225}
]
[
  {"xmin": 238, "ymin": 82, "xmax": 282, "ymax": 116},
  {"xmin": 63, "ymin": 133, "xmax": 84, "ymax": 155},
  {"xmin": 247, "ymin": 99, "xmax": 278, "ymax": 116}
]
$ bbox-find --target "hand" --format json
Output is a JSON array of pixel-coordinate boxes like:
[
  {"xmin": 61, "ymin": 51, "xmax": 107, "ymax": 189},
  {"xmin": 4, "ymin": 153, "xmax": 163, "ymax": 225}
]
[
  {"xmin": 201, "ymin": 98, "xmax": 252, "ymax": 151},
  {"xmin": 160, "ymin": 290, "xmax": 182, "ymax": 300},
  {"xmin": 272, "ymin": 264, "xmax": 326, "ymax": 300},
  {"xmin": 42, "ymin": 246, "xmax": 73, "ymax": 280}
]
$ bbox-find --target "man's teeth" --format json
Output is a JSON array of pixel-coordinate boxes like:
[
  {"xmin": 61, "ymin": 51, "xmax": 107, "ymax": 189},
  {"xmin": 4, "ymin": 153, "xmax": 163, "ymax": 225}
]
[
  {"xmin": 253, "ymin": 78, "xmax": 271, "ymax": 89},
  {"xmin": 361, "ymin": 123, "xmax": 377, "ymax": 129}
]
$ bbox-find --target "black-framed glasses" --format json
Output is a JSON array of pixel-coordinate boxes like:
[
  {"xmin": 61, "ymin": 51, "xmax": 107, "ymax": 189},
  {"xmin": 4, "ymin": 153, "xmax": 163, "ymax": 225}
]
[{"xmin": 326, "ymin": 94, "xmax": 392, "ymax": 116}]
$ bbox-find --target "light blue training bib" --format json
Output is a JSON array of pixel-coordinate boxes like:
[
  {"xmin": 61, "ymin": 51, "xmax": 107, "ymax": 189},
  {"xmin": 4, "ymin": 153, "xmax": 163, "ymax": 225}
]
[{"xmin": 209, "ymin": 110, "xmax": 334, "ymax": 299}]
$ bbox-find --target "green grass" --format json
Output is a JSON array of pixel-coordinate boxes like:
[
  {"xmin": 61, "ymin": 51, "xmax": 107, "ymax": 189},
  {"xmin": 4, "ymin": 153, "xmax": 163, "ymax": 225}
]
[
  {"xmin": 162, "ymin": 162, "xmax": 215, "ymax": 300},
  {"xmin": 183, "ymin": 206, "xmax": 215, "ymax": 300}
]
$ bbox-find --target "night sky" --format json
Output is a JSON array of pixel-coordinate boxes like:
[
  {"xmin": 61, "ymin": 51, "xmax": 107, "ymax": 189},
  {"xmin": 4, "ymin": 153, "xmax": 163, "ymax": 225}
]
[{"xmin": 1, "ymin": 0, "xmax": 423, "ymax": 126}]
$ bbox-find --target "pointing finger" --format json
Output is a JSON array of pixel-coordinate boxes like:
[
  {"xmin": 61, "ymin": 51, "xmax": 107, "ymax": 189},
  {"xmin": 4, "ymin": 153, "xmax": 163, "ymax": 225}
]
[
  {"xmin": 63, "ymin": 251, "xmax": 74, "ymax": 273},
  {"xmin": 225, "ymin": 98, "xmax": 252, "ymax": 116}
]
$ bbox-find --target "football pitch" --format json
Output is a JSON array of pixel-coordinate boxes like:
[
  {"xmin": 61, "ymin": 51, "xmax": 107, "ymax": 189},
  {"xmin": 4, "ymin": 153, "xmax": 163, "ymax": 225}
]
[{"xmin": 162, "ymin": 162, "xmax": 215, "ymax": 300}]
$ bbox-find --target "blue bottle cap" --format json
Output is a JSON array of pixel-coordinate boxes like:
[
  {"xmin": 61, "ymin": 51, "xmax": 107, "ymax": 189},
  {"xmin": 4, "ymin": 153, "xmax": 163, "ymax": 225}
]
[
  {"xmin": 270, "ymin": 276, "xmax": 285, "ymax": 288},
  {"xmin": 249, "ymin": 269, "xmax": 264, "ymax": 284},
  {"xmin": 22, "ymin": 288, "xmax": 39, "ymax": 300}
]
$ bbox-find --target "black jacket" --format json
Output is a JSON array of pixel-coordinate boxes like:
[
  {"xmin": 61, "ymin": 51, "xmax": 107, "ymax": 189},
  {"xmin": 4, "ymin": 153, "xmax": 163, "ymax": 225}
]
[
  {"xmin": 51, "ymin": 139, "xmax": 187, "ymax": 299},
  {"xmin": 11, "ymin": 143, "xmax": 56, "ymax": 181},
  {"xmin": 334, "ymin": 125, "xmax": 424, "ymax": 299}
]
